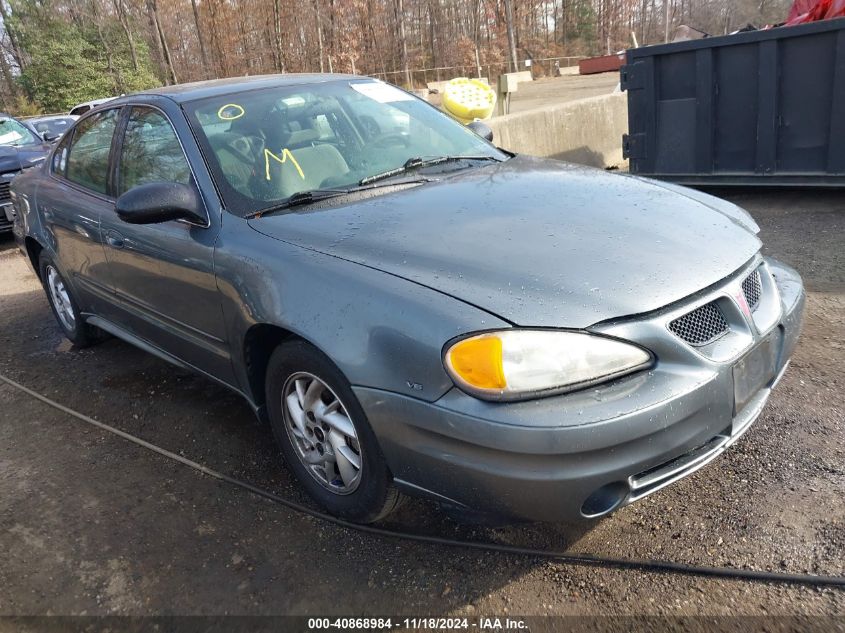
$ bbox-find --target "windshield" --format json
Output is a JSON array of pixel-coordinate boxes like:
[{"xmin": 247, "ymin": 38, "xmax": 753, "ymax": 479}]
[
  {"xmin": 0, "ymin": 118, "xmax": 41, "ymax": 147},
  {"xmin": 185, "ymin": 80, "xmax": 505, "ymax": 216},
  {"xmin": 32, "ymin": 117, "xmax": 75, "ymax": 138}
]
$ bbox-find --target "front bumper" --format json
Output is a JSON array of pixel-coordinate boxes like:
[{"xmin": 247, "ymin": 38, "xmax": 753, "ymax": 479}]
[
  {"xmin": 0, "ymin": 202, "xmax": 13, "ymax": 233},
  {"xmin": 356, "ymin": 256, "xmax": 805, "ymax": 523}
]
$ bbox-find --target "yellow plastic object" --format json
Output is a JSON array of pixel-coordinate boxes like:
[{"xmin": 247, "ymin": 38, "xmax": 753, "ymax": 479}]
[
  {"xmin": 445, "ymin": 335, "xmax": 506, "ymax": 390},
  {"xmin": 441, "ymin": 78, "xmax": 496, "ymax": 123}
]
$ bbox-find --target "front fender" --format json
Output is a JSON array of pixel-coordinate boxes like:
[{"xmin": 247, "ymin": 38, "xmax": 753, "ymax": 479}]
[
  {"xmin": 11, "ymin": 169, "xmax": 48, "ymax": 273},
  {"xmin": 621, "ymin": 175, "xmax": 760, "ymax": 235},
  {"xmin": 214, "ymin": 218, "xmax": 509, "ymax": 404}
]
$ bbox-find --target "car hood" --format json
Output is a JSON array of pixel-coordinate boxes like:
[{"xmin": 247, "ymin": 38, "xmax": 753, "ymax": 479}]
[
  {"xmin": 0, "ymin": 143, "xmax": 50, "ymax": 173},
  {"xmin": 249, "ymin": 156, "xmax": 761, "ymax": 328}
]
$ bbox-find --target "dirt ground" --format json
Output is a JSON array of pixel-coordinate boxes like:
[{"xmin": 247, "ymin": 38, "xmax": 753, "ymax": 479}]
[{"xmin": 0, "ymin": 188, "xmax": 843, "ymax": 622}]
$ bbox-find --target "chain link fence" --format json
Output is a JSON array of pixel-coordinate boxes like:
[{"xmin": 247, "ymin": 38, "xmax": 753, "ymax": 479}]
[{"xmin": 369, "ymin": 56, "xmax": 586, "ymax": 89}]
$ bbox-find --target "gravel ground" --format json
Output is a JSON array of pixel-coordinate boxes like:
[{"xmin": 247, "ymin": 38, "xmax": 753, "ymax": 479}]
[{"xmin": 0, "ymin": 189, "xmax": 842, "ymax": 622}]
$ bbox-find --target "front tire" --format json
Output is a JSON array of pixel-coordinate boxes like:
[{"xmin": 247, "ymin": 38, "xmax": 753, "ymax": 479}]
[
  {"xmin": 39, "ymin": 254, "xmax": 98, "ymax": 347},
  {"xmin": 265, "ymin": 339, "xmax": 400, "ymax": 523}
]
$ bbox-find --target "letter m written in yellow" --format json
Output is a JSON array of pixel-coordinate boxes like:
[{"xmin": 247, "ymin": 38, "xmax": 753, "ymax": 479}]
[{"xmin": 264, "ymin": 148, "xmax": 305, "ymax": 181}]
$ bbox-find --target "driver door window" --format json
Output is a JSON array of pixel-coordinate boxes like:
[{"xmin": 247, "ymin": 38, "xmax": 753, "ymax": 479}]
[
  {"xmin": 100, "ymin": 104, "xmax": 231, "ymax": 384},
  {"xmin": 117, "ymin": 106, "xmax": 192, "ymax": 195}
]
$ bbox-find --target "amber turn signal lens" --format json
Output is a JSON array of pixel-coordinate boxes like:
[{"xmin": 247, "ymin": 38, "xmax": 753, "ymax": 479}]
[
  {"xmin": 444, "ymin": 330, "xmax": 653, "ymax": 401},
  {"xmin": 445, "ymin": 335, "xmax": 506, "ymax": 390}
]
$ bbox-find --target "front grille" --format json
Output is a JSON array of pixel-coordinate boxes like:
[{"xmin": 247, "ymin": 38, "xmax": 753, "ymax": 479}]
[
  {"xmin": 742, "ymin": 269, "xmax": 762, "ymax": 311},
  {"xmin": 669, "ymin": 302, "xmax": 729, "ymax": 346},
  {"xmin": 0, "ymin": 180, "xmax": 10, "ymax": 203}
]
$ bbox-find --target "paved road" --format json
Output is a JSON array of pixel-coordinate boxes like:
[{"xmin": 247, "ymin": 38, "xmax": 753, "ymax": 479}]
[{"xmin": 0, "ymin": 189, "xmax": 843, "ymax": 618}]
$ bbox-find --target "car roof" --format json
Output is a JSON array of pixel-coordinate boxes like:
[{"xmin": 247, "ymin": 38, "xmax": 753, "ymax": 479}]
[
  {"xmin": 74, "ymin": 97, "xmax": 115, "ymax": 108},
  {"xmin": 0, "ymin": 112, "xmax": 34, "ymax": 126},
  {"xmin": 114, "ymin": 73, "xmax": 367, "ymax": 104},
  {"xmin": 27, "ymin": 114, "xmax": 76, "ymax": 121}
]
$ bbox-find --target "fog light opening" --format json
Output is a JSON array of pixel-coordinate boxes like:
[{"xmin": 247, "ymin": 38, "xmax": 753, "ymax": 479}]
[{"xmin": 581, "ymin": 481, "xmax": 629, "ymax": 518}]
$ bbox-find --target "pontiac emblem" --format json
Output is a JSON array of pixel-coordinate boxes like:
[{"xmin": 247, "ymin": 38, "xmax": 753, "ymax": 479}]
[{"xmin": 735, "ymin": 288, "xmax": 752, "ymax": 319}]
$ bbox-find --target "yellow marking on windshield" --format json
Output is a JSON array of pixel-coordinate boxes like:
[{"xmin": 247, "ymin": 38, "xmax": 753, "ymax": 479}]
[
  {"xmin": 264, "ymin": 148, "xmax": 305, "ymax": 181},
  {"xmin": 217, "ymin": 103, "xmax": 245, "ymax": 120}
]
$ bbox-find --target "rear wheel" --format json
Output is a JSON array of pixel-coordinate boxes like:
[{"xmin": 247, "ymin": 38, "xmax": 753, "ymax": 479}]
[
  {"xmin": 39, "ymin": 254, "xmax": 99, "ymax": 347},
  {"xmin": 265, "ymin": 339, "xmax": 400, "ymax": 523}
]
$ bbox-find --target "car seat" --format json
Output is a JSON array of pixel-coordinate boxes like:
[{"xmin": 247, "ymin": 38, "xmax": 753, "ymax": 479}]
[
  {"xmin": 253, "ymin": 144, "xmax": 350, "ymax": 201},
  {"xmin": 208, "ymin": 132, "xmax": 255, "ymax": 197}
]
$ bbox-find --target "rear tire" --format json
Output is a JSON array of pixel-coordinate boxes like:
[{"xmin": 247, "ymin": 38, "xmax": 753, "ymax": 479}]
[
  {"xmin": 265, "ymin": 339, "xmax": 400, "ymax": 523},
  {"xmin": 39, "ymin": 254, "xmax": 99, "ymax": 347}
]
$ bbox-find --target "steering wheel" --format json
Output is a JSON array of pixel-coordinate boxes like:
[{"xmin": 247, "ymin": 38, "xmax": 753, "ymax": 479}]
[
  {"xmin": 369, "ymin": 133, "xmax": 409, "ymax": 149},
  {"xmin": 358, "ymin": 115, "xmax": 381, "ymax": 140}
]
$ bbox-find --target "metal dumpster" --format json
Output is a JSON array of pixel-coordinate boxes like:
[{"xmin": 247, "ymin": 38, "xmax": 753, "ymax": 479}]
[{"xmin": 621, "ymin": 17, "xmax": 845, "ymax": 186}]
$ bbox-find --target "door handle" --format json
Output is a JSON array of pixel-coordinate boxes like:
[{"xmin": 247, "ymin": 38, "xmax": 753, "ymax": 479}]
[{"xmin": 105, "ymin": 231, "xmax": 125, "ymax": 248}]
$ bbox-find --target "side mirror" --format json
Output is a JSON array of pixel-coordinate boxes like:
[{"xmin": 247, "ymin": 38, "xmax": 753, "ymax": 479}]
[
  {"xmin": 467, "ymin": 120, "xmax": 494, "ymax": 143},
  {"xmin": 42, "ymin": 132, "xmax": 60, "ymax": 142},
  {"xmin": 115, "ymin": 182, "xmax": 206, "ymax": 226}
]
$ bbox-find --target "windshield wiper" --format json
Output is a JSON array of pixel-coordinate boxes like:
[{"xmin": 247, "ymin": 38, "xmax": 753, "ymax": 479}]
[
  {"xmin": 245, "ymin": 189, "xmax": 353, "ymax": 218},
  {"xmin": 359, "ymin": 155, "xmax": 502, "ymax": 186},
  {"xmin": 246, "ymin": 156, "xmax": 499, "ymax": 217},
  {"xmin": 246, "ymin": 178, "xmax": 433, "ymax": 219}
]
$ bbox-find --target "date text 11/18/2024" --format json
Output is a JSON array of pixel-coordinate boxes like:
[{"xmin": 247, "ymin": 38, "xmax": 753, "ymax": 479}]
[{"xmin": 307, "ymin": 617, "xmax": 529, "ymax": 630}]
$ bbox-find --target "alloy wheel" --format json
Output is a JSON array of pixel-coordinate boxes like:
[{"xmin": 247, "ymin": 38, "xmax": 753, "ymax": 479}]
[
  {"xmin": 46, "ymin": 265, "xmax": 76, "ymax": 331},
  {"xmin": 282, "ymin": 372, "xmax": 363, "ymax": 494}
]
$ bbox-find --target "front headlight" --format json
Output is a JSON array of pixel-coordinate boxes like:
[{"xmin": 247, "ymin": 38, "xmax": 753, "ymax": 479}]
[{"xmin": 443, "ymin": 330, "xmax": 652, "ymax": 401}]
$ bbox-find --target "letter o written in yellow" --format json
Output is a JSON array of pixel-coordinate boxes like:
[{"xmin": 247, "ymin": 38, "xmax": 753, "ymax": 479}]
[{"xmin": 217, "ymin": 103, "xmax": 245, "ymax": 121}]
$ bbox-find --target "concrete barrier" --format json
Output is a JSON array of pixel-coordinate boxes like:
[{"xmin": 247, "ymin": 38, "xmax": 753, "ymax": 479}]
[
  {"xmin": 509, "ymin": 70, "xmax": 534, "ymax": 85},
  {"xmin": 487, "ymin": 92, "xmax": 628, "ymax": 169}
]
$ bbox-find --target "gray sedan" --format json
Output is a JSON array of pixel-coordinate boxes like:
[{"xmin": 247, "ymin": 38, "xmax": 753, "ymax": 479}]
[{"xmin": 11, "ymin": 75, "xmax": 804, "ymax": 523}]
